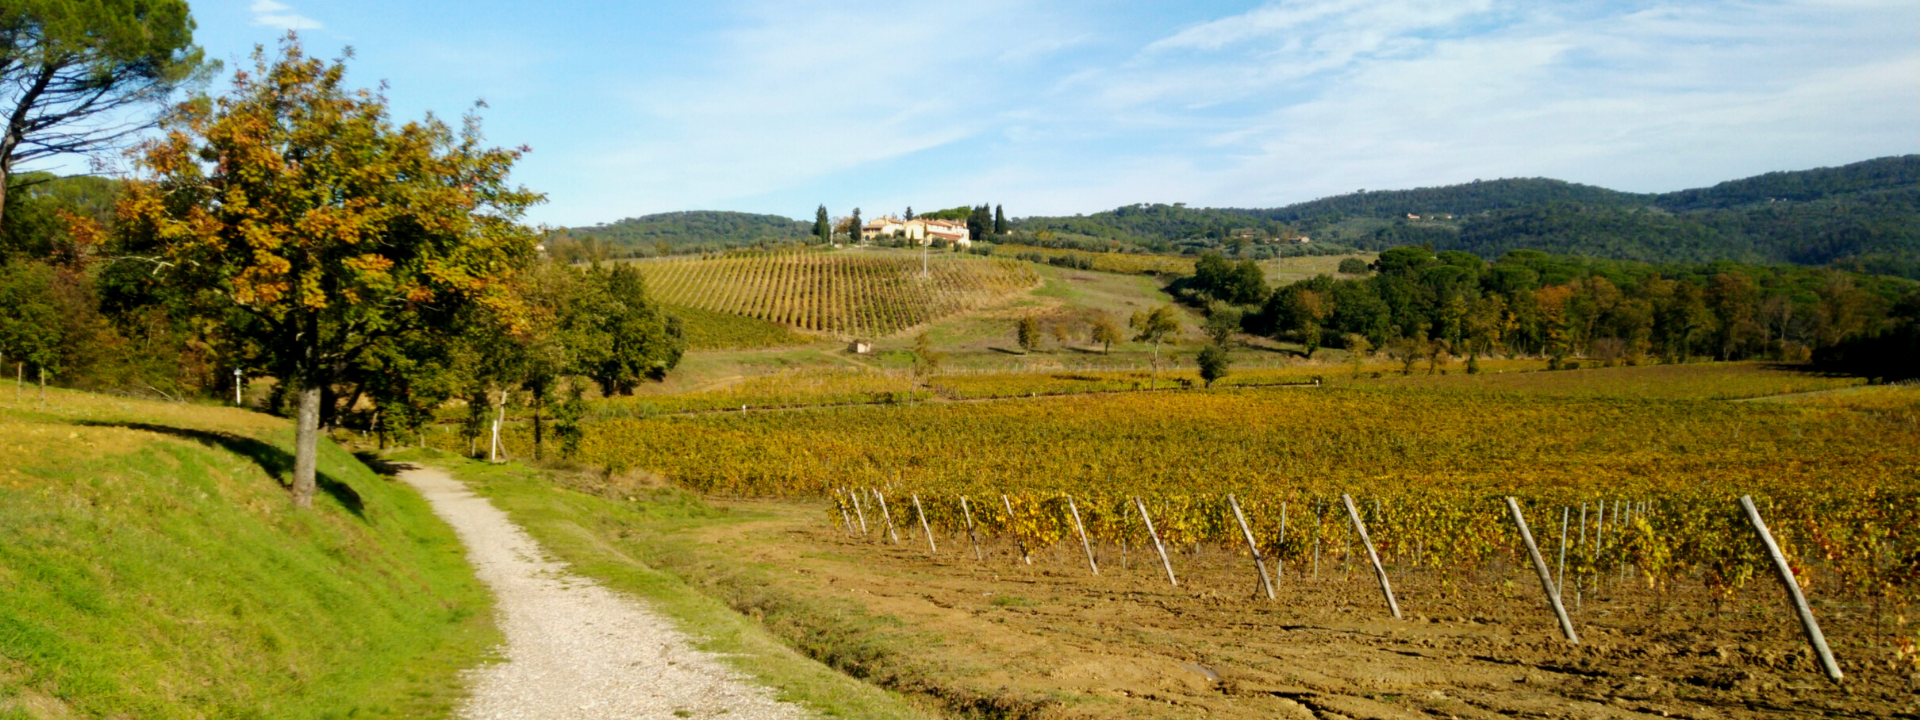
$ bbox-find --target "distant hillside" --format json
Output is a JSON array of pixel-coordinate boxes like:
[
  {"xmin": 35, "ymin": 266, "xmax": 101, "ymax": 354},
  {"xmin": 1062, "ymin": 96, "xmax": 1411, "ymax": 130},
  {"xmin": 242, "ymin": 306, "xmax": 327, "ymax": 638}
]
[
  {"xmin": 551, "ymin": 211, "xmax": 811, "ymax": 257},
  {"xmin": 1009, "ymin": 156, "xmax": 1920, "ymax": 278},
  {"xmin": 1255, "ymin": 178, "xmax": 1648, "ymax": 222},
  {"xmin": 1651, "ymin": 156, "xmax": 1920, "ymax": 212}
]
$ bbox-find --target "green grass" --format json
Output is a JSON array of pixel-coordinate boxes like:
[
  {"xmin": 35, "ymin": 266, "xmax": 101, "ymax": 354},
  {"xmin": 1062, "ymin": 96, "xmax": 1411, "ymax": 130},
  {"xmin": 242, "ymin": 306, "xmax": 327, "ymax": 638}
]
[
  {"xmin": 667, "ymin": 303, "xmax": 820, "ymax": 350},
  {"xmin": 0, "ymin": 389, "xmax": 497, "ymax": 719},
  {"xmin": 414, "ymin": 452, "xmax": 935, "ymax": 720}
]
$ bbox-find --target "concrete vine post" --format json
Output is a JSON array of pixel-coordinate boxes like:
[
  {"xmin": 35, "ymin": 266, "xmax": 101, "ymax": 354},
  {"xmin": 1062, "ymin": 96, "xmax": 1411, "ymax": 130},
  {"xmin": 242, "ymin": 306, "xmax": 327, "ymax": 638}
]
[
  {"xmin": 1276, "ymin": 502, "xmax": 1288, "ymax": 587},
  {"xmin": 851, "ymin": 489, "xmax": 869, "ymax": 536},
  {"xmin": 1557, "ymin": 507, "xmax": 1570, "ymax": 600},
  {"xmin": 1134, "ymin": 497, "xmax": 1177, "ymax": 587},
  {"xmin": 874, "ymin": 489, "xmax": 900, "ymax": 545},
  {"xmin": 911, "ymin": 493, "xmax": 936, "ymax": 554},
  {"xmin": 1739, "ymin": 496, "xmax": 1843, "ymax": 682},
  {"xmin": 960, "ymin": 496, "xmax": 983, "ymax": 561},
  {"xmin": 1066, "ymin": 495, "xmax": 1098, "ymax": 575},
  {"xmin": 1342, "ymin": 494, "xmax": 1400, "ymax": 619},
  {"xmin": 834, "ymin": 489, "xmax": 855, "ymax": 536},
  {"xmin": 1002, "ymin": 494, "xmax": 1031, "ymax": 565},
  {"xmin": 1504, "ymin": 497, "xmax": 1580, "ymax": 643},
  {"xmin": 1228, "ymin": 494, "xmax": 1275, "ymax": 599}
]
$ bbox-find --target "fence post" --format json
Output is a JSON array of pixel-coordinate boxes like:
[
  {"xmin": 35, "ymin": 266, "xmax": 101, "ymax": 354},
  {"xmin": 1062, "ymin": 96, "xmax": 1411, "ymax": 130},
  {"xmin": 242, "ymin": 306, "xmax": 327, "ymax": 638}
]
[
  {"xmin": 1739, "ymin": 496, "xmax": 1843, "ymax": 683},
  {"xmin": 1342, "ymin": 494, "xmax": 1400, "ymax": 619},
  {"xmin": 1505, "ymin": 497, "xmax": 1580, "ymax": 643}
]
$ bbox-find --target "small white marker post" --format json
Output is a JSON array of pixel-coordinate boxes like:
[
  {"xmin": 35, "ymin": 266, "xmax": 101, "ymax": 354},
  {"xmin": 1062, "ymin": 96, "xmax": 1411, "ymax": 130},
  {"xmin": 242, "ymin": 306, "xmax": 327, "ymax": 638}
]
[
  {"xmin": 234, "ymin": 368, "xmax": 244, "ymax": 406},
  {"xmin": 1228, "ymin": 494, "xmax": 1275, "ymax": 599},
  {"xmin": 1134, "ymin": 497, "xmax": 1178, "ymax": 587},
  {"xmin": 1739, "ymin": 495, "xmax": 1843, "ymax": 683},
  {"xmin": 1342, "ymin": 494, "xmax": 1400, "ymax": 619},
  {"xmin": 1505, "ymin": 497, "xmax": 1579, "ymax": 643}
]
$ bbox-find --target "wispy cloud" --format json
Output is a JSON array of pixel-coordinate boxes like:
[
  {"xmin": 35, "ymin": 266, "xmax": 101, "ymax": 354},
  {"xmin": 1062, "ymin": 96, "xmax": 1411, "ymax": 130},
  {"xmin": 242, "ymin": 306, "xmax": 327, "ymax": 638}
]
[
  {"xmin": 250, "ymin": 0, "xmax": 323, "ymax": 31},
  {"xmin": 494, "ymin": 0, "xmax": 1917, "ymax": 223}
]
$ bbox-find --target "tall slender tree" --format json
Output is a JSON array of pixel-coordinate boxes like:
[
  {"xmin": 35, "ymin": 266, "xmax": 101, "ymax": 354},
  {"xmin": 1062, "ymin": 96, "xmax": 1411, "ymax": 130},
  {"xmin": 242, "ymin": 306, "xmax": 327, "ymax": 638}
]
[
  {"xmin": 850, "ymin": 207, "xmax": 863, "ymax": 244},
  {"xmin": 1, "ymin": 0, "xmax": 210, "ymax": 227},
  {"xmin": 113, "ymin": 37, "xmax": 542, "ymax": 508},
  {"xmin": 814, "ymin": 204, "xmax": 830, "ymax": 243},
  {"xmin": 993, "ymin": 204, "xmax": 1007, "ymax": 235}
]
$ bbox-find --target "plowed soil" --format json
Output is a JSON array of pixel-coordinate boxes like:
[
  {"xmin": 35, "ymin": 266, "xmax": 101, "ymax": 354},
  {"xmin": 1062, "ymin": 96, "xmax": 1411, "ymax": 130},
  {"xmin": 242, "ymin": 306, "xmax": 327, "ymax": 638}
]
[{"xmin": 700, "ymin": 501, "xmax": 1918, "ymax": 719}]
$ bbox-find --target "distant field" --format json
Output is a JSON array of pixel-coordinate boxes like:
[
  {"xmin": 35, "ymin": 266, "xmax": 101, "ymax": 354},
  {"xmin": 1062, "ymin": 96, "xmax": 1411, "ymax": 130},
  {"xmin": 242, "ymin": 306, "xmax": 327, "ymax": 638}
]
[{"xmin": 633, "ymin": 248, "xmax": 1038, "ymax": 338}]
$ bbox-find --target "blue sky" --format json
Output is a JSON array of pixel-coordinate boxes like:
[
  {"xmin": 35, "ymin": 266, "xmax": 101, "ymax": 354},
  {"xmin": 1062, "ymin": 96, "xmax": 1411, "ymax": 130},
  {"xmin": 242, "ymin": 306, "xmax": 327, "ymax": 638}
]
[{"xmin": 105, "ymin": 1, "xmax": 1920, "ymax": 225}]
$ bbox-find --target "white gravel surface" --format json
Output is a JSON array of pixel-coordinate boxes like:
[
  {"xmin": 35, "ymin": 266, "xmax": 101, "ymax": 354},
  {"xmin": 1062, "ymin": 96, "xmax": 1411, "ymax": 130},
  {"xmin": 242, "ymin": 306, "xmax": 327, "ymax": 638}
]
[{"xmin": 402, "ymin": 466, "xmax": 811, "ymax": 720}]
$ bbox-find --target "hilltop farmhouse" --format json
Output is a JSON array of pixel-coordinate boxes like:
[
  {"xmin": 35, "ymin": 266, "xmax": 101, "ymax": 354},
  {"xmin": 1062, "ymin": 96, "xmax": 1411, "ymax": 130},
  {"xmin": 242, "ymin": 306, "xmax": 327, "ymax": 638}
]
[{"xmin": 862, "ymin": 216, "xmax": 971, "ymax": 246}]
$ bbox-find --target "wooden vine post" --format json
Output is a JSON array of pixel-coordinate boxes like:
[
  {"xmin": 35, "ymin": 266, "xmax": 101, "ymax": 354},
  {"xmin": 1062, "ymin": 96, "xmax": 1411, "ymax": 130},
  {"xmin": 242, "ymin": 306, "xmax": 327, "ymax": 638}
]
[
  {"xmin": 1134, "ymin": 497, "xmax": 1178, "ymax": 587},
  {"xmin": 960, "ymin": 496, "xmax": 983, "ymax": 560},
  {"xmin": 911, "ymin": 494, "xmax": 937, "ymax": 554},
  {"xmin": 1341, "ymin": 494, "xmax": 1400, "ymax": 619},
  {"xmin": 1739, "ymin": 496, "xmax": 1843, "ymax": 683},
  {"xmin": 1066, "ymin": 495, "xmax": 1098, "ymax": 575},
  {"xmin": 1227, "ymin": 494, "xmax": 1275, "ymax": 599},
  {"xmin": 1504, "ymin": 497, "xmax": 1580, "ymax": 643}
]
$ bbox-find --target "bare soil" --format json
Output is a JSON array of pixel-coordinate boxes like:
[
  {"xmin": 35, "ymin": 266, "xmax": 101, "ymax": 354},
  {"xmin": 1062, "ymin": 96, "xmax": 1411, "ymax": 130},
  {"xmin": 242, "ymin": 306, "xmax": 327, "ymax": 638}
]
[{"xmin": 700, "ymin": 500, "xmax": 1919, "ymax": 719}]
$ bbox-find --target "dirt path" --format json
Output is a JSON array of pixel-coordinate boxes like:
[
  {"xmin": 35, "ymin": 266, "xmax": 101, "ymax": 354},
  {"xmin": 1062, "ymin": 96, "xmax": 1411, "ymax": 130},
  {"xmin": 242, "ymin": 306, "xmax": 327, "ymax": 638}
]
[{"xmin": 400, "ymin": 466, "xmax": 809, "ymax": 720}]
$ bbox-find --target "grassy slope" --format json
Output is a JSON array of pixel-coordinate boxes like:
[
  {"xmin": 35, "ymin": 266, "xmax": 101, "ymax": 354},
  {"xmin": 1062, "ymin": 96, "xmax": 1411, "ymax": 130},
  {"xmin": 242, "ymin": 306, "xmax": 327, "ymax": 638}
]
[
  {"xmin": 0, "ymin": 389, "xmax": 496, "ymax": 719},
  {"xmin": 410, "ymin": 452, "xmax": 935, "ymax": 720},
  {"xmin": 666, "ymin": 303, "xmax": 821, "ymax": 350}
]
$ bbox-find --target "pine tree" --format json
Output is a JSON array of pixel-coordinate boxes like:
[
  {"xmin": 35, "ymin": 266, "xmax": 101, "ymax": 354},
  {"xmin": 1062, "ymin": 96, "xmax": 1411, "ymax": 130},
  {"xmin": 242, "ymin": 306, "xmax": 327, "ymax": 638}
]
[
  {"xmin": 905, "ymin": 206, "xmax": 914, "ymax": 220},
  {"xmin": 814, "ymin": 205, "xmax": 831, "ymax": 243},
  {"xmin": 993, "ymin": 204, "xmax": 1007, "ymax": 235}
]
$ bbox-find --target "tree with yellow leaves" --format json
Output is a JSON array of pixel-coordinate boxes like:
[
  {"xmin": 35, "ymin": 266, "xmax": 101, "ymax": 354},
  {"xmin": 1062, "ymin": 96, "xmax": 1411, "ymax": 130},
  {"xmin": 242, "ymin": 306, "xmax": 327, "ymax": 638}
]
[{"xmin": 112, "ymin": 36, "xmax": 542, "ymax": 508}]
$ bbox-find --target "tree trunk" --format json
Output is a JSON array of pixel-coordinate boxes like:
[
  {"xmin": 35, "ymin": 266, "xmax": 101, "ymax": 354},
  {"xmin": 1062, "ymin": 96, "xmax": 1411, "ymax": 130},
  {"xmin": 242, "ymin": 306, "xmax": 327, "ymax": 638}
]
[{"xmin": 292, "ymin": 384, "xmax": 321, "ymax": 508}]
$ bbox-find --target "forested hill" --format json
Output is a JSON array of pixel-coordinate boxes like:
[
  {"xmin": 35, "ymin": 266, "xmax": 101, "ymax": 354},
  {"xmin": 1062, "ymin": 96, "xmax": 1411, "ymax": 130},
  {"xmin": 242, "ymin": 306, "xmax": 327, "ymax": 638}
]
[
  {"xmin": 1009, "ymin": 155, "xmax": 1920, "ymax": 278},
  {"xmin": 549, "ymin": 211, "xmax": 810, "ymax": 257}
]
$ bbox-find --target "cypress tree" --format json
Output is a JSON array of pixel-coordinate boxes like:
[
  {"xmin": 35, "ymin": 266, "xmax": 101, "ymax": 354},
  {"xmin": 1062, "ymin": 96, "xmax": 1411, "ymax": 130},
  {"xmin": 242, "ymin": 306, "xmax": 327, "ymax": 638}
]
[
  {"xmin": 993, "ymin": 204, "xmax": 1007, "ymax": 235},
  {"xmin": 814, "ymin": 205, "xmax": 830, "ymax": 243},
  {"xmin": 851, "ymin": 208, "xmax": 863, "ymax": 243}
]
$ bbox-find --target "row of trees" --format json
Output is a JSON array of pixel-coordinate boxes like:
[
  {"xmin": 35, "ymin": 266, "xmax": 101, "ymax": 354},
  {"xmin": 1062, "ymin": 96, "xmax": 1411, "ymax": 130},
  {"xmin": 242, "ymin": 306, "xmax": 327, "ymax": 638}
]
[
  {"xmin": 1234, "ymin": 246, "xmax": 1916, "ymax": 374},
  {"xmin": 1, "ymin": 36, "xmax": 685, "ymax": 506}
]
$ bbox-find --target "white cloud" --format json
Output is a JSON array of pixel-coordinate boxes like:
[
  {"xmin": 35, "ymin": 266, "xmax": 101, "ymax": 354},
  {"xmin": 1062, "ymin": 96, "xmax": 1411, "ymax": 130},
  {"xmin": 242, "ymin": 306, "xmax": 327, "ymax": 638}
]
[{"xmin": 251, "ymin": 0, "xmax": 323, "ymax": 31}]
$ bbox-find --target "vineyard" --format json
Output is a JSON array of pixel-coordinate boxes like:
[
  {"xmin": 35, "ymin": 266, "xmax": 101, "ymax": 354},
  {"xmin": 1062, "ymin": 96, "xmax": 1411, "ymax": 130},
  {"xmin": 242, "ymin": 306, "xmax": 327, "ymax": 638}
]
[
  {"xmin": 509, "ymin": 365, "xmax": 1919, "ymax": 683},
  {"xmin": 630, "ymin": 248, "xmax": 1039, "ymax": 337}
]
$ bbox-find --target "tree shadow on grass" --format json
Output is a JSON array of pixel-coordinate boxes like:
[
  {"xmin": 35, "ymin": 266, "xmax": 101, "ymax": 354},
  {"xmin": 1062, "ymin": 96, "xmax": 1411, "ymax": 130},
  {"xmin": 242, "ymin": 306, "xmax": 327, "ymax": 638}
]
[{"xmin": 76, "ymin": 421, "xmax": 364, "ymax": 519}]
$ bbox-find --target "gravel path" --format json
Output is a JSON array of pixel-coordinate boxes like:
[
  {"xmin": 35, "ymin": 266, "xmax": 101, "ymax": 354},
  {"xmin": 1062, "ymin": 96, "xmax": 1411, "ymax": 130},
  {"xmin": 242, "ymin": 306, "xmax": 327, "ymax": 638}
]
[{"xmin": 402, "ymin": 466, "xmax": 811, "ymax": 720}]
